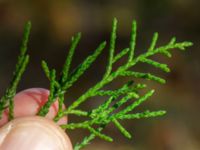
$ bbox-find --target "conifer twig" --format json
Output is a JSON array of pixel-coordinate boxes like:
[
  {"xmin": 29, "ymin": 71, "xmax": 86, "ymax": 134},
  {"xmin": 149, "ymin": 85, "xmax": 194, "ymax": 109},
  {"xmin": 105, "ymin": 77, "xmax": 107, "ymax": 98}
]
[
  {"xmin": 0, "ymin": 21, "xmax": 31, "ymax": 120},
  {"xmin": 0, "ymin": 18, "xmax": 193, "ymax": 150},
  {"xmin": 53, "ymin": 18, "xmax": 192, "ymax": 149}
]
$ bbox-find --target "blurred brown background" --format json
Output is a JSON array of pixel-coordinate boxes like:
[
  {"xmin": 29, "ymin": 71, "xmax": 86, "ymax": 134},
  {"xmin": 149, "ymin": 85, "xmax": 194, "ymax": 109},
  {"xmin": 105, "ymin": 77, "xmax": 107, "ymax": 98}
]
[{"xmin": 0, "ymin": 0, "xmax": 199, "ymax": 150}]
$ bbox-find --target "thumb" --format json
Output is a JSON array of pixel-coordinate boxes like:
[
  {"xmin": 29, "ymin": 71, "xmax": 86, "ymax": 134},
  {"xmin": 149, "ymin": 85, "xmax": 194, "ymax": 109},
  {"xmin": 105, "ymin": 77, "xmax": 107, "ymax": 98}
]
[{"xmin": 0, "ymin": 116, "xmax": 72, "ymax": 150}]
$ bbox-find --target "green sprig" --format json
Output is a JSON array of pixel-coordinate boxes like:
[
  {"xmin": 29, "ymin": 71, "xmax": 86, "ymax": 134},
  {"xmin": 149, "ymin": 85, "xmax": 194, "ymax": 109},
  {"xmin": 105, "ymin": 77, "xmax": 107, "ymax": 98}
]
[
  {"xmin": 0, "ymin": 18, "xmax": 193, "ymax": 150},
  {"xmin": 0, "ymin": 21, "xmax": 31, "ymax": 120},
  {"xmin": 38, "ymin": 39, "xmax": 106, "ymax": 117},
  {"xmin": 54, "ymin": 18, "xmax": 191, "ymax": 149}
]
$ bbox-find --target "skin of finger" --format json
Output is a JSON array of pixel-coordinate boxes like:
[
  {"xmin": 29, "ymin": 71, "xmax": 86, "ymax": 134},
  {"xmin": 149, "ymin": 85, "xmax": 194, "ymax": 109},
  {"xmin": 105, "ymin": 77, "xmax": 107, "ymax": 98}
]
[
  {"xmin": 0, "ymin": 88, "xmax": 67, "ymax": 127},
  {"xmin": 0, "ymin": 116, "xmax": 72, "ymax": 150}
]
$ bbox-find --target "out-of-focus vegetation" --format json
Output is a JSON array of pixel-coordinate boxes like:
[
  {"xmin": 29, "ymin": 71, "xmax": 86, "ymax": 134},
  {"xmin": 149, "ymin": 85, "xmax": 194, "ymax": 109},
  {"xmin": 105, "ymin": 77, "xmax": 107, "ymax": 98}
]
[{"xmin": 0, "ymin": 0, "xmax": 199, "ymax": 149}]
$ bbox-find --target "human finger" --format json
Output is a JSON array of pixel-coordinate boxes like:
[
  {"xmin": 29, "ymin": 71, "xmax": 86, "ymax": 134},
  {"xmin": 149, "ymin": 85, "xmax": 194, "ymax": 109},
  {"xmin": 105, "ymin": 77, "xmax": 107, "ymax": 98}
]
[
  {"xmin": 0, "ymin": 88, "xmax": 67, "ymax": 127},
  {"xmin": 0, "ymin": 116, "xmax": 72, "ymax": 150}
]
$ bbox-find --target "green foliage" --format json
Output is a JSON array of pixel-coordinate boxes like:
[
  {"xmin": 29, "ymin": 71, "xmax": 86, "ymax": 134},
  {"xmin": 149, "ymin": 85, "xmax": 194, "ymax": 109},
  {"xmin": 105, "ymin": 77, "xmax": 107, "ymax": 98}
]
[
  {"xmin": 0, "ymin": 21, "xmax": 31, "ymax": 120},
  {"xmin": 38, "ymin": 35, "xmax": 106, "ymax": 116},
  {"xmin": 0, "ymin": 18, "xmax": 193, "ymax": 150}
]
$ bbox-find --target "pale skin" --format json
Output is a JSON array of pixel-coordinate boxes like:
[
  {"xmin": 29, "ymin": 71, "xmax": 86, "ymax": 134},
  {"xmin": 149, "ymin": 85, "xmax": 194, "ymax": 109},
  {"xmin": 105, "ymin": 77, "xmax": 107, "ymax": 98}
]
[{"xmin": 0, "ymin": 88, "xmax": 72, "ymax": 150}]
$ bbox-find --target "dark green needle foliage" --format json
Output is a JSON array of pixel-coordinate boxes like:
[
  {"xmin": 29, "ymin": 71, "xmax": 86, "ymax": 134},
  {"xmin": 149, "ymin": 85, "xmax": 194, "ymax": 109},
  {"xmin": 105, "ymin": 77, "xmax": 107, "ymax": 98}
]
[{"xmin": 0, "ymin": 18, "xmax": 192, "ymax": 149}]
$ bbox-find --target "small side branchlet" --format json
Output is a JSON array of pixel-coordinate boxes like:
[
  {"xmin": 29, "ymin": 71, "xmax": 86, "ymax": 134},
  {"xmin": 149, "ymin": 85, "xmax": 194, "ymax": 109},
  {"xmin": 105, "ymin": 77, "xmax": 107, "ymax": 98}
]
[
  {"xmin": 0, "ymin": 18, "xmax": 193, "ymax": 150},
  {"xmin": 0, "ymin": 21, "xmax": 31, "ymax": 120}
]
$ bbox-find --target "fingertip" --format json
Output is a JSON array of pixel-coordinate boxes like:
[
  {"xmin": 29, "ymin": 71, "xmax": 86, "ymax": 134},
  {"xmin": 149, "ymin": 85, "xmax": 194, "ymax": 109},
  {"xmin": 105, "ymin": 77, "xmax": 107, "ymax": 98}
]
[
  {"xmin": 0, "ymin": 88, "xmax": 68, "ymax": 127},
  {"xmin": 0, "ymin": 116, "xmax": 72, "ymax": 150}
]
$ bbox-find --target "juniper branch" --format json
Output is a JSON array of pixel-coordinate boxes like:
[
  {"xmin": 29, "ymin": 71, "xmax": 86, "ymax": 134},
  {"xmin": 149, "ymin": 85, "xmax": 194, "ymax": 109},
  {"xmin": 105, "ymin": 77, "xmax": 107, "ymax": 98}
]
[
  {"xmin": 0, "ymin": 21, "xmax": 31, "ymax": 120},
  {"xmin": 62, "ymin": 36, "xmax": 192, "ymax": 116},
  {"xmin": 39, "ymin": 40, "xmax": 106, "ymax": 117},
  {"xmin": 0, "ymin": 18, "xmax": 193, "ymax": 150}
]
